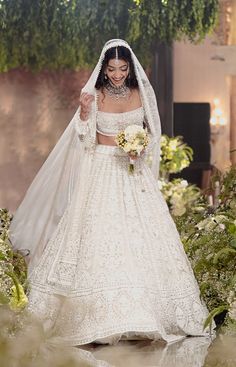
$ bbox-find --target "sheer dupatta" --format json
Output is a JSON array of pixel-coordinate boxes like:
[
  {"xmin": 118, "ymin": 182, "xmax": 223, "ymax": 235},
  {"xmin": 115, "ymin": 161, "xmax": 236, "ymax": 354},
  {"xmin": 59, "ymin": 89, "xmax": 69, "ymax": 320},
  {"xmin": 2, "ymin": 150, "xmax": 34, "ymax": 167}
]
[{"xmin": 10, "ymin": 39, "xmax": 162, "ymax": 271}]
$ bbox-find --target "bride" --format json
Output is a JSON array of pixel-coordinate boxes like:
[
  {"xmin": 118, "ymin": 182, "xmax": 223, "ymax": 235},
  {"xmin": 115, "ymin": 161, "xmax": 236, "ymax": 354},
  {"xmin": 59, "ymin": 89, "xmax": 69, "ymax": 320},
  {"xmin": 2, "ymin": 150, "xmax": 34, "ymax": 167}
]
[{"xmin": 10, "ymin": 39, "xmax": 212, "ymax": 346}]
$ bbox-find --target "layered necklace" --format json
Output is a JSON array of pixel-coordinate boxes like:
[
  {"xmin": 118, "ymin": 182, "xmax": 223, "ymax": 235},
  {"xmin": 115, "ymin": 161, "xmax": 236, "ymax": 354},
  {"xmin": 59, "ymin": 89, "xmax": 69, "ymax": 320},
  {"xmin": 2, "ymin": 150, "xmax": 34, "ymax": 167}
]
[{"xmin": 104, "ymin": 80, "xmax": 131, "ymax": 100}]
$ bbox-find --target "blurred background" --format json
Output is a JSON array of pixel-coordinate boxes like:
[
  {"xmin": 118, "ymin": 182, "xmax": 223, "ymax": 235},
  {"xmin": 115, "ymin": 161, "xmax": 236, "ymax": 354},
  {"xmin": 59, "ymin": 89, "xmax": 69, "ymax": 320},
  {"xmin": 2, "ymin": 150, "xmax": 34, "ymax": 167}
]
[{"xmin": 0, "ymin": 0, "xmax": 235, "ymax": 211}]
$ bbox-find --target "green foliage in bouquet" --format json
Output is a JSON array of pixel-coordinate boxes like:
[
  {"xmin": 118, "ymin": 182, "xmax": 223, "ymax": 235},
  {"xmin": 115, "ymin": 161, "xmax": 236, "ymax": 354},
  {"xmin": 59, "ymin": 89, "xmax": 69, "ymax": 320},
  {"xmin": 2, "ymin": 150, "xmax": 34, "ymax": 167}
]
[
  {"xmin": 174, "ymin": 168, "xmax": 236, "ymax": 332},
  {"xmin": 0, "ymin": 0, "xmax": 219, "ymax": 71},
  {"xmin": 159, "ymin": 135, "xmax": 193, "ymax": 179},
  {"xmin": 0, "ymin": 208, "xmax": 28, "ymax": 311}
]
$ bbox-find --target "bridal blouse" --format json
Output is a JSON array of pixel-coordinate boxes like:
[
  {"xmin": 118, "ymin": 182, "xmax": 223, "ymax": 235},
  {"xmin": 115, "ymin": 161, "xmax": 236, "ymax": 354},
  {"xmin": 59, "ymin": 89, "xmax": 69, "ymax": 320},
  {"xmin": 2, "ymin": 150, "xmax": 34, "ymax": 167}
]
[
  {"xmin": 96, "ymin": 106, "xmax": 144, "ymax": 136},
  {"xmin": 26, "ymin": 107, "xmax": 211, "ymax": 346}
]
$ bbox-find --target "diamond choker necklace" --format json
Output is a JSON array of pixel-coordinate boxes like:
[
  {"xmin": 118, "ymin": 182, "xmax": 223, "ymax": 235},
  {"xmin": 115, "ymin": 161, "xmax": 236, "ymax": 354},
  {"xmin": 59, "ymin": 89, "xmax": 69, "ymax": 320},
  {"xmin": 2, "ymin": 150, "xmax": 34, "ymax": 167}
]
[{"xmin": 104, "ymin": 80, "xmax": 131, "ymax": 100}]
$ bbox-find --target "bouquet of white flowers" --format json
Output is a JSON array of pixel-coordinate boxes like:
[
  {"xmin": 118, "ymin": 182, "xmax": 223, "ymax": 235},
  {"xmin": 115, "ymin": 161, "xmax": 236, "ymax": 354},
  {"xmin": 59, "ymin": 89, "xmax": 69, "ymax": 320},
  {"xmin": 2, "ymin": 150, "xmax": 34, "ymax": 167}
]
[{"xmin": 115, "ymin": 124, "xmax": 149, "ymax": 173}]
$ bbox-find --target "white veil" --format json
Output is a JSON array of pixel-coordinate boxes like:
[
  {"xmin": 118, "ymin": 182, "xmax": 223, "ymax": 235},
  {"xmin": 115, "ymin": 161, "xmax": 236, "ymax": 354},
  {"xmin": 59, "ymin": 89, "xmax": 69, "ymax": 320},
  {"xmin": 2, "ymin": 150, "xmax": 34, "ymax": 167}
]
[{"xmin": 10, "ymin": 39, "xmax": 162, "ymax": 270}]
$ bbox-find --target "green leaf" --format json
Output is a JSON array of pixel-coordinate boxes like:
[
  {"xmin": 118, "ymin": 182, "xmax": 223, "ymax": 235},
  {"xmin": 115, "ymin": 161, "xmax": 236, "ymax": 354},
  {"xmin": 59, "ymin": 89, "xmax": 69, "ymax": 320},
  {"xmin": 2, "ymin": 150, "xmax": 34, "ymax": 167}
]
[
  {"xmin": 230, "ymin": 237, "xmax": 236, "ymax": 249},
  {"xmin": 213, "ymin": 247, "xmax": 236, "ymax": 264},
  {"xmin": 0, "ymin": 250, "xmax": 7, "ymax": 261},
  {"xmin": 204, "ymin": 304, "xmax": 229, "ymax": 330},
  {"xmin": 5, "ymin": 271, "xmax": 21, "ymax": 301},
  {"xmin": 227, "ymin": 223, "xmax": 236, "ymax": 235},
  {"xmin": 0, "ymin": 291, "xmax": 9, "ymax": 305}
]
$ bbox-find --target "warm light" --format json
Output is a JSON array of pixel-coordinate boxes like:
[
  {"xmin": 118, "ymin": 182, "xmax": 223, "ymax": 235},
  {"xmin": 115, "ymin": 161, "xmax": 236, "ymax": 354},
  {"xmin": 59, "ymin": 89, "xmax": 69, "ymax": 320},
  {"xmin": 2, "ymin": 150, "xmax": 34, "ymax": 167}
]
[
  {"xmin": 213, "ymin": 98, "xmax": 220, "ymax": 106},
  {"xmin": 210, "ymin": 98, "xmax": 227, "ymax": 128},
  {"xmin": 210, "ymin": 116, "xmax": 217, "ymax": 125},
  {"xmin": 213, "ymin": 108, "xmax": 223, "ymax": 117},
  {"xmin": 219, "ymin": 117, "xmax": 227, "ymax": 126}
]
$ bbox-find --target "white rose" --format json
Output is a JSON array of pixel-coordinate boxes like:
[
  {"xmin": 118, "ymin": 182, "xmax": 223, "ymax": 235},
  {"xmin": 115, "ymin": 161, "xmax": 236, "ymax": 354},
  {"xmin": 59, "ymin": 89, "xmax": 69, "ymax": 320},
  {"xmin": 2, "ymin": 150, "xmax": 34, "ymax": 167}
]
[
  {"xmin": 169, "ymin": 140, "xmax": 178, "ymax": 150},
  {"xmin": 170, "ymin": 192, "xmax": 182, "ymax": 204},
  {"xmin": 172, "ymin": 205, "xmax": 186, "ymax": 216},
  {"xmin": 160, "ymin": 136, "xmax": 167, "ymax": 145},
  {"xmin": 180, "ymin": 180, "xmax": 188, "ymax": 188},
  {"xmin": 124, "ymin": 125, "xmax": 144, "ymax": 140},
  {"xmin": 158, "ymin": 180, "xmax": 163, "ymax": 190},
  {"xmin": 123, "ymin": 142, "xmax": 133, "ymax": 153},
  {"xmin": 196, "ymin": 218, "xmax": 212, "ymax": 230}
]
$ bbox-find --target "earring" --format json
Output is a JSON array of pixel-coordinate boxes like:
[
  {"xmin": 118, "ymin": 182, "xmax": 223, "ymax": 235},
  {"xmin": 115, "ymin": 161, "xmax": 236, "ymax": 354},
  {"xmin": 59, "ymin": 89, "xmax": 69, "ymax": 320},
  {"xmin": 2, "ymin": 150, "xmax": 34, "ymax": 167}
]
[{"xmin": 104, "ymin": 74, "xmax": 108, "ymax": 80}]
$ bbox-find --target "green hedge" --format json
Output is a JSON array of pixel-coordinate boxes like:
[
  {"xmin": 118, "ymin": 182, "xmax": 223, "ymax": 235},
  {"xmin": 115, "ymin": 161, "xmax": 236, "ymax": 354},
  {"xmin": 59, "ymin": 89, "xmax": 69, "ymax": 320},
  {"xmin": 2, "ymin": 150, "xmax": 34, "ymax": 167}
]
[{"xmin": 0, "ymin": 0, "xmax": 219, "ymax": 71}]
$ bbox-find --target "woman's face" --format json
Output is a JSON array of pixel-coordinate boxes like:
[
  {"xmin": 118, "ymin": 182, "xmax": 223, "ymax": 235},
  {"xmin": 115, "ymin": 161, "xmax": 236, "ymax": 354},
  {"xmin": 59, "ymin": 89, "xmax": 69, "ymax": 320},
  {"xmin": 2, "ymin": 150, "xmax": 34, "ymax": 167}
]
[{"xmin": 105, "ymin": 59, "xmax": 129, "ymax": 87}]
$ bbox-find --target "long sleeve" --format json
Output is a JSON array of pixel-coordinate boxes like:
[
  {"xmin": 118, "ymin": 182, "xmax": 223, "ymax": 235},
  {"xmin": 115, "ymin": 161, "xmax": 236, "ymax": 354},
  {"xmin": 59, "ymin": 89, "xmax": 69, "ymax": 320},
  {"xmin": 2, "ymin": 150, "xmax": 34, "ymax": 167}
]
[{"xmin": 74, "ymin": 109, "xmax": 89, "ymax": 142}]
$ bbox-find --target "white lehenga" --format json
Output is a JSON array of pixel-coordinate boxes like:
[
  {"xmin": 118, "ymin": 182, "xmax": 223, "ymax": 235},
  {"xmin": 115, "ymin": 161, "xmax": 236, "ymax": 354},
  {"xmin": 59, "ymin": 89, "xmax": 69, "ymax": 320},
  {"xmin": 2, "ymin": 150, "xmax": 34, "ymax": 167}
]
[
  {"xmin": 27, "ymin": 107, "xmax": 209, "ymax": 346},
  {"xmin": 9, "ymin": 39, "xmax": 212, "ymax": 347}
]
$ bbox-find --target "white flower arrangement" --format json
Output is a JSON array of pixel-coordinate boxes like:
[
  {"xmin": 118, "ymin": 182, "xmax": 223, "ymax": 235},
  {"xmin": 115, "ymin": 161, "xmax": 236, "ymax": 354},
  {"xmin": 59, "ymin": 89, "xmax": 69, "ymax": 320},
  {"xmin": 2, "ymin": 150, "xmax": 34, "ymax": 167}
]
[
  {"xmin": 174, "ymin": 167, "xmax": 236, "ymax": 333},
  {"xmin": 159, "ymin": 178, "xmax": 201, "ymax": 217},
  {"xmin": 160, "ymin": 134, "xmax": 193, "ymax": 179},
  {"xmin": 196, "ymin": 214, "xmax": 229, "ymax": 232}
]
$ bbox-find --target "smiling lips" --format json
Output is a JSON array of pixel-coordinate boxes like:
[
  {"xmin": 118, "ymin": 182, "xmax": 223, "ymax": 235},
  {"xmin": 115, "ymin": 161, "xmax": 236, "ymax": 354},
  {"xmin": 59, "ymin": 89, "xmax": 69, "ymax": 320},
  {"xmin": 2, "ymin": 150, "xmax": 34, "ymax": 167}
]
[{"xmin": 112, "ymin": 77, "xmax": 124, "ymax": 82}]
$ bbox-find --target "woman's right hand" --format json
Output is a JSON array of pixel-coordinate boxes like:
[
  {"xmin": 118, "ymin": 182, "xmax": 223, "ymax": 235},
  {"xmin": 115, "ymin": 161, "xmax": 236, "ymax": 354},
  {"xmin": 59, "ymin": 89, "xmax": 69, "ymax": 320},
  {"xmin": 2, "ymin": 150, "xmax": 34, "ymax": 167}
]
[
  {"xmin": 128, "ymin": 153, "xmax": 138, "ymax": 161},
  {"xmin": 79, "ymin": 92, "xmax": 94, "ymax": 121},
  {"xmin": 128, "ymin": 149, "xmax": 145, "ymax": 160}
]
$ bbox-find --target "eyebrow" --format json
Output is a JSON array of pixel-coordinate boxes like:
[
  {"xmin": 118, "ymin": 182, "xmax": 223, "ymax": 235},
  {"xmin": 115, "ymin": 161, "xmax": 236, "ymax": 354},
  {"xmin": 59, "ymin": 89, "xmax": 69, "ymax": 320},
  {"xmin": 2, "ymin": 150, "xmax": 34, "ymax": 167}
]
[{"xmin": 107, "ymin": 64, "xmax": 128, "ymax": 69}]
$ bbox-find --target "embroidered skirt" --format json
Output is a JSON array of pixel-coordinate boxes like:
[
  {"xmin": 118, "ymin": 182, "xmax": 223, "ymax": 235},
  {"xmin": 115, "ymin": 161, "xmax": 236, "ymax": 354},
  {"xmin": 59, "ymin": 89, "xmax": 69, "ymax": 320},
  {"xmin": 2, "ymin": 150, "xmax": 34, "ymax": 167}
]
[{"xmin": 28, "ymin": 143, "xmax": 210, "ymax": 345}]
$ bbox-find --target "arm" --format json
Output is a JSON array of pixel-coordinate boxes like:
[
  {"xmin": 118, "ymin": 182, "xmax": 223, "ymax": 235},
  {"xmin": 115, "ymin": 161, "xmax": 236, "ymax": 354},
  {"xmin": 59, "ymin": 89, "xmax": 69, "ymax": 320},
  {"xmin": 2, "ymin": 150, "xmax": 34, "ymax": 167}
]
[
  {"xmin": 74, "ymin": 111, "xmax": 89, "ymax": 141},
  {"xmin": 74, "ymin": 92, "xmax": 94, "ymax": 142}
]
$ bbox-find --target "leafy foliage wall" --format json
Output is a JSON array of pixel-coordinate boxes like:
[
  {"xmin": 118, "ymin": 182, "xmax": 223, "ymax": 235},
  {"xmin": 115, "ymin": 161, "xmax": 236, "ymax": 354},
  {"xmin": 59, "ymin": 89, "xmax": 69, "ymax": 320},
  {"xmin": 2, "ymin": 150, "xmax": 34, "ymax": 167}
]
[{"xmin": 0, "ymin": 0, "xmax": 219, "ymax": 72}]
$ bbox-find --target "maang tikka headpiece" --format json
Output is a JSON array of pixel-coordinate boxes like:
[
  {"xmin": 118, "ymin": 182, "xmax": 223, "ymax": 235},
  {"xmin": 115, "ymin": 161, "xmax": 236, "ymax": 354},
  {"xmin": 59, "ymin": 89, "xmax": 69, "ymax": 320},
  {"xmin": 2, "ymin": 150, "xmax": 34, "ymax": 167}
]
[{"xmin": 114, "ymin": 47, "xmax": 119, "ymax": 65}]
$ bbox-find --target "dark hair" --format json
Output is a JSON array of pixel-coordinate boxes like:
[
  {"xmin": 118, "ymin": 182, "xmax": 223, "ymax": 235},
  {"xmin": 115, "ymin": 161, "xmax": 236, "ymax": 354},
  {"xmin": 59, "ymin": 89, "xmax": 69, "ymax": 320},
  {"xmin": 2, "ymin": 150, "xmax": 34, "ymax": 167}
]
[{"xmin": 95, "ymin": 46, "xmax": 138, "ymax": 89}]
